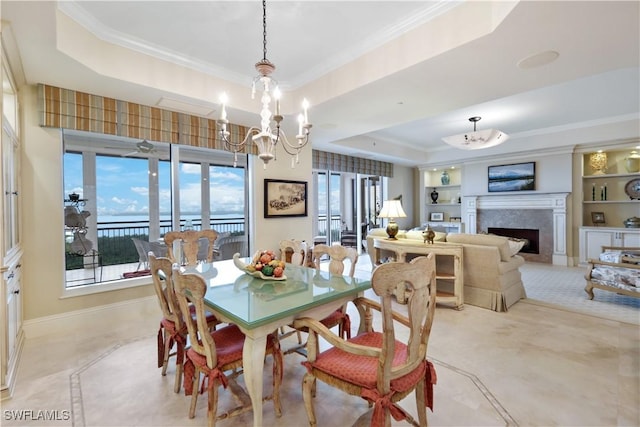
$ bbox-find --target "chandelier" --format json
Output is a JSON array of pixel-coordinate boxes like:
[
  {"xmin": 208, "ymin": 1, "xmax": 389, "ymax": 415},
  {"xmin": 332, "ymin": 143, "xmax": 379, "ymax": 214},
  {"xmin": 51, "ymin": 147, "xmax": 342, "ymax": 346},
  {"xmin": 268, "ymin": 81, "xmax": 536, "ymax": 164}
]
[
  {"xmin": 217, "ymin": 0, "xmax": 312, "ymax": 168},
  {"xmin": 442, "ymin": 116, "xmax": 509, "ymax": 150}
]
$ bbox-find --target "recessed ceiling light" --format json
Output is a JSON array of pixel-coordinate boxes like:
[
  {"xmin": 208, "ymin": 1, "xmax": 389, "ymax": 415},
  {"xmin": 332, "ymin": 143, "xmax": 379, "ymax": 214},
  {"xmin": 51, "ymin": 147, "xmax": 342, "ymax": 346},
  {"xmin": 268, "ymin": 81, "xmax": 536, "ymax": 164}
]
[{"xmin": 517, "ymin": 50, "xmax": 560, "ymax": 69}]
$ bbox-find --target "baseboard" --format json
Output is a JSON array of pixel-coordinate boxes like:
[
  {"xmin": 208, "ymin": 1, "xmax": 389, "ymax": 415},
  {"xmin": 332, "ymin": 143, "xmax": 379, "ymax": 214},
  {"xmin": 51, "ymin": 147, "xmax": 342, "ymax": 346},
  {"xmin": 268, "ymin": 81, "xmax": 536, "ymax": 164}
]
[{"xmin": 22, "ymin": 296, "xmax": 157, "ymax": 339}]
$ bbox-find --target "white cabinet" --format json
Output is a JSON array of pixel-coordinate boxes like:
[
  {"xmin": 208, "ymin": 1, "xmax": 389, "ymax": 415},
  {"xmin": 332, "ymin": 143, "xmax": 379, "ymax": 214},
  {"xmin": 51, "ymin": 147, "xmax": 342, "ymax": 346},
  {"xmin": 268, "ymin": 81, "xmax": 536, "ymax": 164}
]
[
  {"xmin": 1, "ymin": 51, "xmax": 23, "ymax": 400},
  {"xmin": 578, "ymin": 227, "xmax": 640, "ymax": 264}
]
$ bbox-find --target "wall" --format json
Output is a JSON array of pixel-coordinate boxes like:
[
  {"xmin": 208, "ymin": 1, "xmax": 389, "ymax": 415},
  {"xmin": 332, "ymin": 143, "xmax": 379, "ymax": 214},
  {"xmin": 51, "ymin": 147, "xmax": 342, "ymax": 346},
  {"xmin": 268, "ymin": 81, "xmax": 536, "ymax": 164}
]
[
  {"xmin": 387, "ymin": 164, "xmax": 415, "ymax": 230},
  {"xmin": 250, "ymin": 146, "xmax": 314, "ymax": 254},
  {"xmin": 462, "ymin": 150, "xmax": 573, "ymax": 196}
]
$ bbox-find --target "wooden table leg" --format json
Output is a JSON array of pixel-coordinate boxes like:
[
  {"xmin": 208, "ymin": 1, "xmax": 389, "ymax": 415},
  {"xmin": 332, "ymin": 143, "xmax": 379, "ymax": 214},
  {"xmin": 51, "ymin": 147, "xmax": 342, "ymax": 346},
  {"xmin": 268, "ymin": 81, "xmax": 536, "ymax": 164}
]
[{"xmin": 243, "ymin": 334, "xmax": 267, "ymax": 427}]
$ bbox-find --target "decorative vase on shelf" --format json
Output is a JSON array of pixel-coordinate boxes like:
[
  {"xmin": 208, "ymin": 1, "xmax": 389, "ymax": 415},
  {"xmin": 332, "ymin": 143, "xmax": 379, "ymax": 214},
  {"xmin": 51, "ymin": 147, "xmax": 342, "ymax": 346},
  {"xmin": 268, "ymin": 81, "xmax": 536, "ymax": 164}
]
[
  {"xmin": 625, "ymin": 151, "xmax": 640, "ymax": 173},
  {"xmin": 430, "ymin": 188, "xmax": 439, "ymax": 204},
  {"xmin": 440, "ymin": 170, "xmax": 450, "ymax": 185}
]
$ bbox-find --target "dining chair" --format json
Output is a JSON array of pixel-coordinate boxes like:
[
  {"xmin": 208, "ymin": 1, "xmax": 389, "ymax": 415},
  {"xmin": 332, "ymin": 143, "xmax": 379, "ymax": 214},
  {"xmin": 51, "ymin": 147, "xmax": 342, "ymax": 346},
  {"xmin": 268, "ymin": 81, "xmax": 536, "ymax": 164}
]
[
  {"xmin": 164, "ymin": 229, "xmax": 219, "ymax": 266},
  {"xmin": 293, "ymin": 255, "xmax": 438, "ymax": 427},
  {"xmin": 284, "ymin": 243, "xmax": 358, "ymax": 356},
  {"xmin": 149, "ymin": 253, "xmax": 188, "ymax": 393},
  {"xmin": 278, "ymin": 239, "xmax": 308, "ymax": 342},
  {"xmin": 150, "ymin": 252, "xmax": 220, "ymax": 393},
  {"xmin": 172, "ymin": 265, "xmax": 283, "ymax": 427},
  {"xmin": 279, "ymin": 239, "xmax": 308, "ymax": 266}
]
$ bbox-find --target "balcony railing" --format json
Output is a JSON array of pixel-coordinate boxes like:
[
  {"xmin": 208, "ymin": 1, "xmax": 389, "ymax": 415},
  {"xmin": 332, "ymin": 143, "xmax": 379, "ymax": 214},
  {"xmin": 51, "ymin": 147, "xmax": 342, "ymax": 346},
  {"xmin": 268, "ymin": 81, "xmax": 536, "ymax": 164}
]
[{"xmin": 66, "ymin": 215, "xmax": 347, "ymax": 286}]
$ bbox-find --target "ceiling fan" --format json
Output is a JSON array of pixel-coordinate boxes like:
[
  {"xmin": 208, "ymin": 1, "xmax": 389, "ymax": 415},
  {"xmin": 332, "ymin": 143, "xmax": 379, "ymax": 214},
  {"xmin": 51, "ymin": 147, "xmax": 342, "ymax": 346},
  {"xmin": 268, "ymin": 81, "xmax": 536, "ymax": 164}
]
[{"xmin": 106, "ymin": 139, "xmax": 158, "ymax": 157}]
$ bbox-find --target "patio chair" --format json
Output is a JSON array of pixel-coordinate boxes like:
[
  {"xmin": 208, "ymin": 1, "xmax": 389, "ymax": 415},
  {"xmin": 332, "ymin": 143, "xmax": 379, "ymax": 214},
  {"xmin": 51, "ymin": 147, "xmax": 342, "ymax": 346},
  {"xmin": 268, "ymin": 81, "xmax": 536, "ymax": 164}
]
[
  {"xmin": 172, "ymin": 265, "xmax": 283, "ymax": 426},
  {"xmin": 293, "ymin": 255, "xmax": 438, "ymax": 427},
  {"xmin": 131, "ymin": 237, "xmax": 151, "ymax": 271},
  {"xmin": 214, "ymin": 234, "xmax": 247, "ymax": 261}
]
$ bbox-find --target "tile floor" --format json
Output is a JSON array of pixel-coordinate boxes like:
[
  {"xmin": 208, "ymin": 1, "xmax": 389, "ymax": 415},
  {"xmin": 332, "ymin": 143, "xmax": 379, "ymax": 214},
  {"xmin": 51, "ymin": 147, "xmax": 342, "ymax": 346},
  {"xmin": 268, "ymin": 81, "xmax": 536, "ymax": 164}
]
[{"xmin": 3, "ymin": 258, "xmax": 639, "ymax": 427}]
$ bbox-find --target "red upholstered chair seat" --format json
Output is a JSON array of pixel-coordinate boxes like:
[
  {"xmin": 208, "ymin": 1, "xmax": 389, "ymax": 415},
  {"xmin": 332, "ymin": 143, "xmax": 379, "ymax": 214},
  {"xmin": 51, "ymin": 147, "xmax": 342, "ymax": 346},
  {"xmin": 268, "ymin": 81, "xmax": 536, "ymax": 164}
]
[
  {"xmin": 188, "ymin": 324, "xmax": 245, "ymax": 369},
  {"xmin": 308, "ymin": 332, "xmax": 428, "ymax": 392}
]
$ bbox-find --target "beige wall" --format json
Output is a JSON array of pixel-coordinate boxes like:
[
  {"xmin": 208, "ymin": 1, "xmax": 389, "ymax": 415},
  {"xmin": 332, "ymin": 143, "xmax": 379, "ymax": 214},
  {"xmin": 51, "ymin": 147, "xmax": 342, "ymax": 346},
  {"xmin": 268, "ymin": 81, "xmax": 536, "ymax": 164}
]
[{"xmin": 387, "ymin": 164, "xmax": 415, "ymax": 231}]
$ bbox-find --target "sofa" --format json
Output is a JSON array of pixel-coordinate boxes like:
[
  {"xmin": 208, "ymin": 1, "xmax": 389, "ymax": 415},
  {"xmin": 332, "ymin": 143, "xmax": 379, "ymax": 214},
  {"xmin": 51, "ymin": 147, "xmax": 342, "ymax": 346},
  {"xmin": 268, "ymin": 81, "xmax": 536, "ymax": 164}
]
[{"xmin": 366, "ymin": 229, "xmax": 527, "ymax": 312}]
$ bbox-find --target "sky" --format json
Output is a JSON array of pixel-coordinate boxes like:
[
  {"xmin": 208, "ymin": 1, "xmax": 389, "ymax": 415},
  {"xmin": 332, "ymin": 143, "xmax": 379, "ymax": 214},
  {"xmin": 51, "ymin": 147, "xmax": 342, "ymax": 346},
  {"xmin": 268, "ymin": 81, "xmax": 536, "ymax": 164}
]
[{"xmin": 64, "ymin": 153, "xmax": 246, "ymax": 218}]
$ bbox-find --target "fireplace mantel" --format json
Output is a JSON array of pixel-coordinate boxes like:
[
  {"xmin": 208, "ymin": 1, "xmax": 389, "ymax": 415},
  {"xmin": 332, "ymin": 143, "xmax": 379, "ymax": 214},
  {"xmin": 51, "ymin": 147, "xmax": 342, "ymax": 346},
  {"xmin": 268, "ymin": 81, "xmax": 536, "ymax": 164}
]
[{"xmin": 463, "ymin": 193, "xmax": 569, "ymax": 266}]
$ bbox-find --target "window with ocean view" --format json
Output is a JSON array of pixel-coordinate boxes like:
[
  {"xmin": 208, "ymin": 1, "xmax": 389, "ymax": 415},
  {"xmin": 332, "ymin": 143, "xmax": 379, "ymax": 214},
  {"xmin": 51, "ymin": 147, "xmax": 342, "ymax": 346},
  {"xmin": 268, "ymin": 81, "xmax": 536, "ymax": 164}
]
[{"xmin": 63, "ymin": 132, "xmax": 247, "ymax": 290}]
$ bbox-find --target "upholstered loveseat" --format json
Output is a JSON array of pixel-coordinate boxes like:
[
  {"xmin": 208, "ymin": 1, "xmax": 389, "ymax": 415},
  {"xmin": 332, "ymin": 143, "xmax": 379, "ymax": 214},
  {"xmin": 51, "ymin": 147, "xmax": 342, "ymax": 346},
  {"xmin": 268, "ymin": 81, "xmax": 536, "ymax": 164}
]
[{"xmin": 366, "ymin": 229, "xmax": 527, "ymax": 312}]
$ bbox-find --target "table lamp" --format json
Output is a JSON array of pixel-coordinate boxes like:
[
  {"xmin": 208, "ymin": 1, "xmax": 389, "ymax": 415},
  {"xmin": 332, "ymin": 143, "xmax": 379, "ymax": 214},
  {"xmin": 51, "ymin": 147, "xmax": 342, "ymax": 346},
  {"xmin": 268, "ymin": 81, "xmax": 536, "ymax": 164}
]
[{"xmin": 378, "ymin": 199, "xmax": 407, "ymax": 240}]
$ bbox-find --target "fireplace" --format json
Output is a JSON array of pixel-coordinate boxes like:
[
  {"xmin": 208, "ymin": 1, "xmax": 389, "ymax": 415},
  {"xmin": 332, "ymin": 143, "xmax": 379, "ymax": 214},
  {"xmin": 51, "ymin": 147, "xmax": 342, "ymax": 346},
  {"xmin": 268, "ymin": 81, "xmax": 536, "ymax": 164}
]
[
  {"xmin": 488, "ymin": 227, "xmax": 539, "ymax": 254},
  {"xmin": 462, "ymin": 193, "xmax": 570, "ymax": 266}
]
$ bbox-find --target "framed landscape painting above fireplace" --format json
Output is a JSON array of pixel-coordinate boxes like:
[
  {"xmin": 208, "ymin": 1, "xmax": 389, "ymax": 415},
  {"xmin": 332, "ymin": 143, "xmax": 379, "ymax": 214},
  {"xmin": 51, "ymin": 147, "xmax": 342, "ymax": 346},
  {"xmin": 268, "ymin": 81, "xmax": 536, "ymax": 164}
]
[{"xmin": 488, "ymin": 162, "xmax": 535, "ymax": 192}]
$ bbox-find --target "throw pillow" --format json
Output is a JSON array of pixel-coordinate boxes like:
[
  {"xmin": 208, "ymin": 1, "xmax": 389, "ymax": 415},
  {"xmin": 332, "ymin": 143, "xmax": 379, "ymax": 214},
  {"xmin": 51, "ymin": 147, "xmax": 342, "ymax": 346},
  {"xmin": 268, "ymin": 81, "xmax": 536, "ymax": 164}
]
[
  {"xmin": 599, "ymin": 250, "xmax": 622, "ymax": 263},
  {"xmin": 508, "ymin": 239, "xmax": 526, "ymax": 256}
]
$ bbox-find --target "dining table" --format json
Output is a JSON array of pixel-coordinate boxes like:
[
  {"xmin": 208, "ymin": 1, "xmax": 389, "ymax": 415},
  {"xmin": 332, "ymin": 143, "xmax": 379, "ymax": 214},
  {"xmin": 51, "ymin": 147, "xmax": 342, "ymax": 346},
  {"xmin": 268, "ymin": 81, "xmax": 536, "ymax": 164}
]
[{"xmin": 182, "ymin": 257, "xmax": 372, "ymax": 427}]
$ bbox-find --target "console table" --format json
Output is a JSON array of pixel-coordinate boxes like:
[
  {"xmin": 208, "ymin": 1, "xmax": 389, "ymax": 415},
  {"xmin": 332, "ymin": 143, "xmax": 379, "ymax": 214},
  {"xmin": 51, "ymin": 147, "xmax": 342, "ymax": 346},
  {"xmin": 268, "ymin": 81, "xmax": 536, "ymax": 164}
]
[{"xmin": 372, "ymin": 238, "xmax": 464, "ymax": 310}]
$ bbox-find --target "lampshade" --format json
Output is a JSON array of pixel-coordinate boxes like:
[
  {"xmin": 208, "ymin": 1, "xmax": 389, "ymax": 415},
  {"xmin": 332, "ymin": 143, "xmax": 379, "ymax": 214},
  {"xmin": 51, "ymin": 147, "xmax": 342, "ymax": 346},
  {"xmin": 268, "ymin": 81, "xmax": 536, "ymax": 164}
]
[
  {"xmin": 378, "ymin": 200, "xmax": 407, "ymax": 219},
  {"xmin": 589, "ymin": 152, "xmax": 607, "ymax": 175},
  {"xmin": 442, "ymin": 116, "xmax": 509, "ymax": 150},
  {"xmin": 378, "ymin": 199, "xmax": 406, "ymax": 240}
]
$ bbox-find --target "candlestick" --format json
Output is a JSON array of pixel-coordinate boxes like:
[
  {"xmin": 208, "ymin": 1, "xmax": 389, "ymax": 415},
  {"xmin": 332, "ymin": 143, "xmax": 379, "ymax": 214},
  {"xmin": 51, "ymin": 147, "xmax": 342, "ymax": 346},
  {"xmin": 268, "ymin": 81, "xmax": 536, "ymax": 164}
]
[
  {"xmin": 219, "ymin": 93, "xmax": 228, "ymax": 121},
  {"xmin": 297, "ymin": 114, "xmax": 304, "ymax": 135},
  {"xmin": 604, "ymin": 183, "xmax": 607, "ymax": 200},
  {"xmin": 273, "ymin": 87, "xmax": 281, "ymax": 116},
  {"xmin": 600, "ymin": 186, "xmax": 604, "ymax": 201},
  {"xmin": 592, "ymin": 183, "xmax": 595, "ymax": 201},
  {"xmin": 302, "ymin": 98, "xmax": 309, "ymax": 124}
]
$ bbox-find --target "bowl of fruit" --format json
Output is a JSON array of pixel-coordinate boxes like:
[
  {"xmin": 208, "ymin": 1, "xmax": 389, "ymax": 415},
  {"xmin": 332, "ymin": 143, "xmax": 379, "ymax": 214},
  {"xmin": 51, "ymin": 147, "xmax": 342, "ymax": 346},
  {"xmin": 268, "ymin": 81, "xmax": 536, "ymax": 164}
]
[{"xmin": 232, "ymin": 251, "xmax": 286, "ymax": 280}]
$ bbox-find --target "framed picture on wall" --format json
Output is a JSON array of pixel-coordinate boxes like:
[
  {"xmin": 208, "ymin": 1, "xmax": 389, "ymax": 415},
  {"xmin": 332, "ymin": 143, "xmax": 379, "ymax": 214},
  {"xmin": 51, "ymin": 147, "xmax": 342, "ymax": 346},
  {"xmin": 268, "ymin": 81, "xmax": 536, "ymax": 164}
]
[
  {"xmin": 488, "ymin": 162, "xmax": 535, "ymax": 192},
  {"xmin": 430, "ymin": 212, "xmax": 444, "ymax": 221},
  {"xmin": 264, "ymin": 179, "xmax": 308, "ymax": 218},
  {"xmin": 591, "ymin": 211, "xmax": 605, "ymax": 225}
]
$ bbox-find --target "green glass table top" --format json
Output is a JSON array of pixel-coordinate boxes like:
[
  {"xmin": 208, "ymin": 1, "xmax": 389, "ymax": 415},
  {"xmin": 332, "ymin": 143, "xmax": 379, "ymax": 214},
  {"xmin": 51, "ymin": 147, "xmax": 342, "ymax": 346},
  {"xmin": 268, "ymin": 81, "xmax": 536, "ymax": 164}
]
[{"xmin": 183, "ymin": 258, "xmax": 371, "ymax": 330}]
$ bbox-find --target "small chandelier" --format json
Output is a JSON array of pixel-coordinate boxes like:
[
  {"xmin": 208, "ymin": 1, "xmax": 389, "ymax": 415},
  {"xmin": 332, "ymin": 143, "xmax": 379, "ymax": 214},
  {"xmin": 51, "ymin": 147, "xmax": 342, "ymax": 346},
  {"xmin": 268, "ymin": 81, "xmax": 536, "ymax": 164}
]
[
  {"xmin": 442, "ymin": 116, "xmax": 509, "ymax": 150},
  {"xmin": 217, "ymin": 0, "xmax": 312, "ymax": 168}
]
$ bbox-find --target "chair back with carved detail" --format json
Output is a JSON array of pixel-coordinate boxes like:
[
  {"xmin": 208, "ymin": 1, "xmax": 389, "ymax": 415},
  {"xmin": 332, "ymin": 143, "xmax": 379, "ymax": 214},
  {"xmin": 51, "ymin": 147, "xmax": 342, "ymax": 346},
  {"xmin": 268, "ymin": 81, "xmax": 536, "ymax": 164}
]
[
  {"xmin": 279, "ymin": 239, "xmax": 307, "ymax": 266},
  {"xmin": 164, "ymin": 229, "xmax": 218, "ymax": 266},
  {"xmin": 310, "ymin": 244, "xmax": 358, "ymax": 277}
]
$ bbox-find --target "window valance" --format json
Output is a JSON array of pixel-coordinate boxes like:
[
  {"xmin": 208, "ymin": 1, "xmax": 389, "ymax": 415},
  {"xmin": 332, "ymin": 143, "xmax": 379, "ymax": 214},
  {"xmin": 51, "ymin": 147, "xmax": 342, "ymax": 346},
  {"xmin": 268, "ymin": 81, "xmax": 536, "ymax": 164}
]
[
  {"xmin": 37, "ymin": 84, "xmax": 257, "ymax": 155},
  {"xmin": 313, "ymin": 149, "xmax": 393, "ymax": 177}
]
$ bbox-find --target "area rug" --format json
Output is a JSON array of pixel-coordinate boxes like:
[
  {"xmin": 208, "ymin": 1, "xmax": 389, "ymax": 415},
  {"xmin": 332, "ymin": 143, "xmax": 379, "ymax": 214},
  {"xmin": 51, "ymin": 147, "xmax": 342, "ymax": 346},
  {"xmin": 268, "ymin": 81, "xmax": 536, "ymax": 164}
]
[
  {"xmin": 520, "ymin": 262, "xmax": 639, "ymax": 325},
  {"xmin": 70, "ymin": 335, "xmax": 515, "ymax": 427}
]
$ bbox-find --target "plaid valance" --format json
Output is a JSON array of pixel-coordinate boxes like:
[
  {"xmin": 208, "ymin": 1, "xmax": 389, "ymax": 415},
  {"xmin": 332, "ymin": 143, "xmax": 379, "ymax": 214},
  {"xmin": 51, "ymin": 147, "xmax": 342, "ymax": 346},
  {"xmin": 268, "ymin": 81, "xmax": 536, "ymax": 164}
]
[
  {"xmin": 313, "ymin": 149, "xmax": 393, "ymax": 177},
  {"xmin": 37, "ymin": 84, "xmax": 256, "ymax": 154}
]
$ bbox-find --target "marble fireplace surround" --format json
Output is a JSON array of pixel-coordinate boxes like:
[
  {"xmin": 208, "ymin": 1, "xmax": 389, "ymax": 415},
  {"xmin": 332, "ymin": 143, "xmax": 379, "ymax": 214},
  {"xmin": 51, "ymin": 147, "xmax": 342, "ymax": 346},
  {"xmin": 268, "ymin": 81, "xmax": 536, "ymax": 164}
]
[{"xmin": 463, "ymin": 193, "xmax": 570, "ymax": 266}]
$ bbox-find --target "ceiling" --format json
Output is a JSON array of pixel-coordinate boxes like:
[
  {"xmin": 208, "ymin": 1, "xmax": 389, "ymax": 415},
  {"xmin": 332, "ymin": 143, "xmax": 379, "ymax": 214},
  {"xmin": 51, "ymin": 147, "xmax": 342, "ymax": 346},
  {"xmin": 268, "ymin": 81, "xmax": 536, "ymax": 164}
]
[{"xmin": 2, "ymin": 1, "xmax": 639, "ymax": 167}]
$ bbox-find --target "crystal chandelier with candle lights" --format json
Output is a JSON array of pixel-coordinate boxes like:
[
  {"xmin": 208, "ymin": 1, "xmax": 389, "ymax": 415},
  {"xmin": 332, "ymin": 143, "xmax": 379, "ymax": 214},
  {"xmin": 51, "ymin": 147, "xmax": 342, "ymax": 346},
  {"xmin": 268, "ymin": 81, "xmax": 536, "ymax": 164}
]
[{"xmin": 217, "ymin": 0, "xmax": 312, "ymax": 168}]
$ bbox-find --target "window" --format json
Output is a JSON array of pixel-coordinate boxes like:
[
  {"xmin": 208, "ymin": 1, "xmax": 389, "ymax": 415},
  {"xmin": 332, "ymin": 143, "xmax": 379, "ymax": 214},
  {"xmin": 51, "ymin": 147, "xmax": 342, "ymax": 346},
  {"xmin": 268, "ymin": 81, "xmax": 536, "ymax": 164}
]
[{"xmin": 63, "ymin": 132, "xmax": 247, "ymax": 291}]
